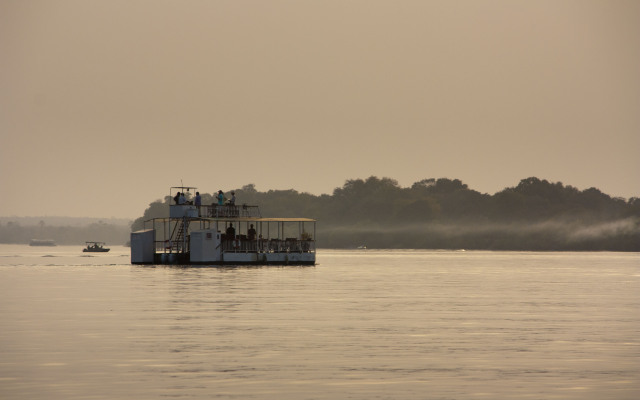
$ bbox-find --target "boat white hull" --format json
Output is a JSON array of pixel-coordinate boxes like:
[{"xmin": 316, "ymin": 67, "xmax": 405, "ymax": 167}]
[{"xmin": 141, "ymin": 251, "xmax": 315, "ymax": 266}]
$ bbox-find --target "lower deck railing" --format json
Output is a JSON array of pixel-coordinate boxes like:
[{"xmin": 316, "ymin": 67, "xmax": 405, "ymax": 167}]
[
  {"xmin": 154, "ymin": 238, "xmax": 315, "ymax": 254},
  {"xmin": 221, "ymin": 238, "xmax": 315, "ymax": 253}
]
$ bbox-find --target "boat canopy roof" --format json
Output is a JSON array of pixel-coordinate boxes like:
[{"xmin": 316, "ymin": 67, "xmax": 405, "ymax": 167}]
[
  {"xmin": 170, "ymin": 186, "xmax": 198, "ymax": 196},
  {"xmin": 251, "ymin": 217, "xmax": 316, "ymax": 222},
  {"xmin": 147, "ymin": 216, "xmax": 315, "ymax": 223}
]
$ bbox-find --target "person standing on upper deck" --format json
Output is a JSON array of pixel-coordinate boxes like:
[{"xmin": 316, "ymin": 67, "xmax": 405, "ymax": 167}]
[
  {"xmin": 178, "ymin": 192, "xmax": 186, "ymax": 204},
  {"xmin": 194, "ymin": 192, "xmax": 202, "ymax": 216},
  {"xmin": 217, "ymin": 190, "xmax": 224, "ymax": 206}
]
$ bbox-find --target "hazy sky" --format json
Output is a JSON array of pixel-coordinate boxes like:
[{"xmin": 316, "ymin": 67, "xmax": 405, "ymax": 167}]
[{"xmin": 2, "ymin": 0, "xmax": 639, "ymax": 219}]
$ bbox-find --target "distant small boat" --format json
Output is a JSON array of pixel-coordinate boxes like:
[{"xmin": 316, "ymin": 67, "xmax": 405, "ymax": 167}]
[
  {"xmin": 30, "ymin": 239, "xmax": 56, "ymax": 246},
  {"xmin": 357, "ymin": 245, "xmax": 367, "ymax": 249},
  {"xmin": 83, "ymin": 242, "xmax": 110, "ymax": 253}
]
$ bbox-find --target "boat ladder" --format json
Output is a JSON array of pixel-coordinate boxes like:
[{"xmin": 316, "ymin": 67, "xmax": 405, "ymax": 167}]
[{"xmin": 170, "ymin": 218, "xmax": 190, "ymax": 253}]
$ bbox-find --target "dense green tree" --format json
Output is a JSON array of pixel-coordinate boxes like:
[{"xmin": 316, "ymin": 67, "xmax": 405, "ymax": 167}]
[
  {"xmin": 124, "ymin": 176, "xmax": 640, "ymax": 251},
  {"xmin": 131, "ymin": 198, "xmax": 170, "ymax": 232},
  {"xmin": 395, "ymin": 198, "xmax": 440, "ymax": 222}
]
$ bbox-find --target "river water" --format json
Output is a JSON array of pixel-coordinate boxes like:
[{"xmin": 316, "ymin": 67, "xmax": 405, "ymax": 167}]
[{"xmin": 0, "ymin": 245, "xmax": 638, "ymax": 399}]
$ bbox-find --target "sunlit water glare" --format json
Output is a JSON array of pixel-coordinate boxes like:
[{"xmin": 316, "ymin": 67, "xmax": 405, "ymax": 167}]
[{"xmin": 0, "ymin": 245, "xmax": 638, "ymax": 399}]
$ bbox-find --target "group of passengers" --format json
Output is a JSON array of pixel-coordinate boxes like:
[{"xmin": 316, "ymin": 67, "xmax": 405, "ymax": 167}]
[
  {"xmin": 173, "ymin": 192, "xmax": 188, "ymax": 205},
  {"xmin": 225, "ymin": 223, "xmax": 256, "ymax": 238},
  {"xmin": 172, "ymin": 190, "xmax": 235, "ymax": 206},
  {"xmin": 224, "ymin": 223, "xmax": 258, "ymax": 250},
  {"xmin": 215, "ymin": 190, "xmax": 235, "ymax": 206},
  {"xmin": 172, "ymin": 189, "xmax": 238, "ymax": 218}
]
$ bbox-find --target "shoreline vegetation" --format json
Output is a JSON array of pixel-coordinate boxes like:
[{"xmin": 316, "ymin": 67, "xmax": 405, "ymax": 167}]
[
  {"xmin": 131, "ymin": 176, "xmax": 638, "ymax": 252},
  {"xmin": 2, "ymin": 177, "xmax": 639, "ymax": 251}
]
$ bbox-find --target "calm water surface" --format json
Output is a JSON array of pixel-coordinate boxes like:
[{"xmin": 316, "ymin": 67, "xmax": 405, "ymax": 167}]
[{"xmin": 0, "ymin": 245, "xmax": 638, "ymax": 399}]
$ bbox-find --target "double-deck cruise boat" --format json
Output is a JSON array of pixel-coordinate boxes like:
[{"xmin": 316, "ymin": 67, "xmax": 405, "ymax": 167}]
[{"xmin": 131, "ymin": 186, "xmax": 316, "ymax": 265}]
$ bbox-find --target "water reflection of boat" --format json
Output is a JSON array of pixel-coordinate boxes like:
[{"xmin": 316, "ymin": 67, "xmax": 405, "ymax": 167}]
[
  {"xmin": 83, "ymin": 242, "xmax": 110, "ymax": 252},
  {"xmin": 131, "ymin": 185, "xmax": 316, "ymax": 265},
  {"xmin": 30, "ymin": 239, "xmax": 56, "ymax": 246}
]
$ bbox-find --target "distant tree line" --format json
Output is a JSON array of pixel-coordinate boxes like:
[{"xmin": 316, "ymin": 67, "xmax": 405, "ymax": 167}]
[
  {"xmin": 131, "ymin": 177, "xmax": 640, "ymax": 251},
  {"xmin": 0, "ymin": 220, "xmax": 131, "ymax": 246}
]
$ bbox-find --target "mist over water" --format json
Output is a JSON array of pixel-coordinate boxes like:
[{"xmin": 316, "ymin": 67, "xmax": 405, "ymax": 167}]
[
  {"xmin": 322, "ymin": 217, "xmax": 640, "ymax": 250},
  {"xmin": 329, "ymin": 218, "xmax": 640, "ymax": 237},
  {"xmin": 0, "ymin": 245, "xmax": 638, "ymax": 400}
]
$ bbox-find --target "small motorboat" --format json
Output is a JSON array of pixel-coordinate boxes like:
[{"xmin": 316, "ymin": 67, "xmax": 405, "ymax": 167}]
[{"xmin": 83, "ymin": 242, "xmax": 110, "ymax": 252}]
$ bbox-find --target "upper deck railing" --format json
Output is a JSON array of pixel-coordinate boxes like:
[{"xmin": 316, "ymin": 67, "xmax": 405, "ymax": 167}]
[
  {"xmin": 168, "ymin": 204, "xmax": 262, "ymax": 219},
  {"xmin": 203, "ymin": 204, "xmax": 261, "ymax": 219}
]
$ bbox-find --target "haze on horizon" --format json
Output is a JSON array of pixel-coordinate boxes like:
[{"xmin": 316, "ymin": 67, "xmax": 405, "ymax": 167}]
[{"xmin": 1, "ymin": 0, "xmax": 638, "ymax": 219}]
